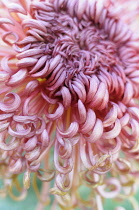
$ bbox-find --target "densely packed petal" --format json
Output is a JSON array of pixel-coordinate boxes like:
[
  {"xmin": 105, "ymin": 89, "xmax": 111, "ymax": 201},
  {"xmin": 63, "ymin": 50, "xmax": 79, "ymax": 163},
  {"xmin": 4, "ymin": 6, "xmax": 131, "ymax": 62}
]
[{"xmin": 0, "ymin": 0, "xmax": 139, "ymax": 209}]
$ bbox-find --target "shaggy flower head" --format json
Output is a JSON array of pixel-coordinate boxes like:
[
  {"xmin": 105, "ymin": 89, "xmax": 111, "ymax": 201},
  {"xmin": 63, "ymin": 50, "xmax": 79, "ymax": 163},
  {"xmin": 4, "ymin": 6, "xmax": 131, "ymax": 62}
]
[{"xmin": 0, "ymin": 0, "xmax": 139, "ymax": 209}]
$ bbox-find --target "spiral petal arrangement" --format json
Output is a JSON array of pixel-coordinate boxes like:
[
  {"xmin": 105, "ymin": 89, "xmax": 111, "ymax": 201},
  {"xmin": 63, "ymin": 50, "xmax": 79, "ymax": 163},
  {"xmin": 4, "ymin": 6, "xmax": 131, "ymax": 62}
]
[{"xmin": 0, "ymin": 0, "xmax": 139, "ymax": 209}]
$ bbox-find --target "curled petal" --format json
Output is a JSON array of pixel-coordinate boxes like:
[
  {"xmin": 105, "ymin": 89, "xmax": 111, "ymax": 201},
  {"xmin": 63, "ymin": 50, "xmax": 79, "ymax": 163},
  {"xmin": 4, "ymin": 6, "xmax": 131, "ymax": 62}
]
[
  {"xmin": 7, "ymin": 69, "xmax": 28, "ymax": 86},
  {"xmin": 97, "ymin": 137, "xmax": 121, "ymax": 155},
  {"xmin": 128, "ymin": 107, "xmax": 139, "ymax": 120},
  {"xmin": 44, "ymin": 63, "xmax": 63, "ymax": 84},
  {"xmin": 23, "ymin": 94, "xmax": 36, "ymax": 116},
  {"xmin": 87, "ymin": 76, "xmax": 99, "ymax": 103},
  {"xmin": 0, "ymin": 71, "xmax": 10, "ymax": 81},
  {"xmin": 13, "ymin": 43, "xmax": 31, "ymax": 53},
  {"xmin": 30, "ymin": 55, "xmax": 47, "ymax": 74},
  {"xmin": 13, "ymin": 115, "xmax": 37, "ymax": 123},
  {"xmin": 17, "ymin": 36, "xmax": 37, "ymax": 45},
  {"xmin": 115, "ymin": 158, "xmax": 131, "ymax": 174},
  {"xmin": 26, "ymin": 29, "xmax": 44, "ymax": 42},
  {"xmin": 131, "ymin": 77, "xmax": 139, "ymax": 84},
  {"xmin": 10, "ymin": 159, "xmax": 23, "ymax": 174},
  {"xmin": 120, "ymin": 113, "xmax": 130, "ymax": 127},
  {"xmin": 56, "ymin": 173, "xmax": 72, "ymax": 192},
  {"xmin": 35, "ymin": 117, "xmax": 46, "ymax": 135},
  {"xmin": 22, "ymin": 19, "xmax": 47, "ymax": 33},
  {"xmin": 25, "ymin": 80, "xmax": 39, "ymax": 96},
  {"xmin": 80, "ymin": 136, "xmax": 92, "ymax": 169},
  {"xmin": 122, "ymin": 82, "xmax": 133, "ymax": 104},
  {"xmin": 81, "ymin": 171, "xmax": 103, "ymax": 188},
  {"xmin": 46, "ymin": 103, "xmax": 64, "ymax": 121},
  {"xmin": 76, "ymin": 0, "xmax": 88, "ymax": 19},
  {"xmin": 0, "ymin": 18, "xmax": 14, "ymax": 25},
  {"xmin": 72, "ymin": 80, "xmax": 86, "ymax": 102},
  {"xmin": 41, "ymin": 129, "xmax": 50, "ymax": 147},
  {"xmin": 54, "ymin": 140, "xmax": 73, "ymax": 174},
  {"xmin": 0, "ymin": 113, "xmax": 13, "ymax": 121},
  {"xmin": 17, "ymin": 49, "xmax": 44, "ymax": 60},
  {"xmin": 29, "ymin": 163, "xmax": 41, "ymax": 172},
  {"xmin": 77, "ymin": 99, "xmax": 86, "ymax": 124},
  {"xmin": 8, "ymin": 3, "xmax": 27, "ymax": 14},
  {"xmin": 0, "ymin": 93, "xmax": 21, "ymax": 112},
  {"xmin": 0, "ymin": 122, "xmax": 10, "ymax": 132},
  {"xmin": 59, "ymin": 139, "xmax": 72, "ymax": 159},
  {"xmin": 84, "ymin": 119, "xmax": 103, "ymax": 143},
  {"xmin": 25, "ymin": 146, "xmax": 41, "ymax": 162},
  {"xmin": 47, "ymin": 71, "xmax": 66, "ymax": 91},
  {"xmin": 67, "ymin": 0, "xmax": 77, "ymax": 16},
  {"xmin": 17, "ymin": 57, "xmax": 38, "ymax": 68},
  {"xmin": 49, "ymin": 55, "xmax": 61, "ymax": 72},
  {"xmin": 2, "ymin": 32, "xmax": 19, "ymax": 45},
  {"xmin": 61, "ymin": 86, "xmax": 72, "ymax": 108},
  {"xmin": 31, "ymin": 1, "xmax": 53, "ymax": 12},
  {"xmin": 0, "ymin": 133, "xmax": 19, "ymax": 151},
  {"xmin": 98, "ymin": 88, "xmax": 109, "ymax": 110},
  {"xmin": 37, "ymin": 169, "xmax": 55, "ymax": 182},
  {"xmin": 8, "ymin": 126, "xmax": 31, "ymax": 138},
  {"xmin": 24, "ymin": 136, "xmax": 37, "ymax": 152},
  {"xmin": 89, "ymin": 82, "xmax": 107, "ymax": 108},
  {"xmin": 57, "ymin": 121, "xmax": 79, "ymax": 138},
  {"xmin": 41, "ymin": 89, "xmax": 58, "ymax": 104},
  {"xmin": 103, "ymin": 103, "xmax": 118, "ymax": 127},
  {"xmin": 122, "ymin": 119, "xmax": 139, "ymax": 141},
  {"xmin": 97, "ymin": 178, "xmax": 121, "ymax": 198},
  {"xmin": 95, "ymin": 0, "xmax": 104, "ymax": 23},
  {"xmin": 54, "ymin": 155, "xmax": 73, "ymax": 175},
  {"xmin": 114, "ymin": 24, "xmax": 129, "ymax": 43},
  {"xmin": 1, "ymin": 56, "xmax": 13, "ymax": 73},
  {"xmin": 87, "ymin": 0, "xmax": 96, "ymax": 20},
  {"xmin": 56, "ymin": 132, "xmax": 65, "ymax": 146},
  {"xmin": 102, "ymin": 119, "xmax": 121, "ymax": 139},
  {"xmin": 81, "ymin": 109, "xmax": 96, "ymax": 134},
  {"xmin": 32, "ymin": 138, "xmax": 54, "ymax": 165}
]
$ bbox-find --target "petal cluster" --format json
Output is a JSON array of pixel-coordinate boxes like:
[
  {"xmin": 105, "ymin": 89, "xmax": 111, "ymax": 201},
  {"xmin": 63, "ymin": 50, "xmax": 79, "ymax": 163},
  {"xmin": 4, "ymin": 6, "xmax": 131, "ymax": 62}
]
[{"xmin": 0, "ymin": 0, "xmax": 139, "ymax": 209}]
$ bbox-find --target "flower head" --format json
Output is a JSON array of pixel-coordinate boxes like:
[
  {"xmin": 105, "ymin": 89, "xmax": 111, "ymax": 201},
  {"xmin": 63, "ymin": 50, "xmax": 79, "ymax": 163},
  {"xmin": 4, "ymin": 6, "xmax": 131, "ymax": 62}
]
[{"xmin": 0, "ymin": 0, "xmax": 139, "ymax": 209}]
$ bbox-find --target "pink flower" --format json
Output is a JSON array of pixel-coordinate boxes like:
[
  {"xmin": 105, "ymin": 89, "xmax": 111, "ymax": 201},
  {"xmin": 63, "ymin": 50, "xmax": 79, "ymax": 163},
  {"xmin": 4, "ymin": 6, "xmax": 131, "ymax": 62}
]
[{"xmin": 0, "ymin": 0, "xmax": 139, "ymax": 209}]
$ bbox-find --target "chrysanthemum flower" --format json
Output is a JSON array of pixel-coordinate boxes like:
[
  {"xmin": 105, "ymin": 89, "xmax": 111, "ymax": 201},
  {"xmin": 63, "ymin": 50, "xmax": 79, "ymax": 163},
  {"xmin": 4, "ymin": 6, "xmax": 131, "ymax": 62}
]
[{"xmin": 0, "ymin": 0, "xmax": 139, "ymax": 209}]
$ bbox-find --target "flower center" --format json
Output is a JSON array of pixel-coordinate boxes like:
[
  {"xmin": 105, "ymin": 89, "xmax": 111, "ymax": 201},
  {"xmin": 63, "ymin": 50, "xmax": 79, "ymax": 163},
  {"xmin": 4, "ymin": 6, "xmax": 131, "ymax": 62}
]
[{"xmin": 15, "ymin": 0, "xmax": 137, "ymax": 108}]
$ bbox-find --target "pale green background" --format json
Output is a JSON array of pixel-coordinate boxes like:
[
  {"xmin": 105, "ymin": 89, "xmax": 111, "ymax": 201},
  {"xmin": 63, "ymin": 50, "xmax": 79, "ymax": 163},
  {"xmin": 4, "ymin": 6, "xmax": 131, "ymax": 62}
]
[{"xmin": 0, "ymin": 179, "xmax": 137, "ymax": 210}]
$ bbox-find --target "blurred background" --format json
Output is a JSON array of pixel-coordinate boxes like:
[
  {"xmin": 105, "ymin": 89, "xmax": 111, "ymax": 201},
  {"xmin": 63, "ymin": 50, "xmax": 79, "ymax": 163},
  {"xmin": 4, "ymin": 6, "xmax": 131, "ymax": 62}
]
[{"xmin": 0, "ymin": 174, "xmax": 138, "ymax": 210}]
